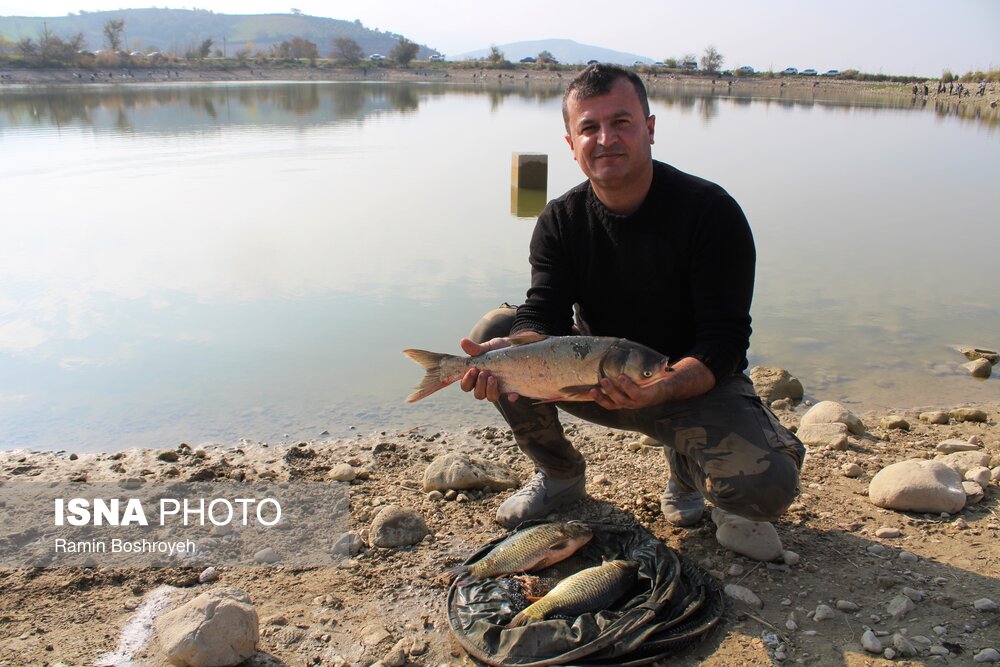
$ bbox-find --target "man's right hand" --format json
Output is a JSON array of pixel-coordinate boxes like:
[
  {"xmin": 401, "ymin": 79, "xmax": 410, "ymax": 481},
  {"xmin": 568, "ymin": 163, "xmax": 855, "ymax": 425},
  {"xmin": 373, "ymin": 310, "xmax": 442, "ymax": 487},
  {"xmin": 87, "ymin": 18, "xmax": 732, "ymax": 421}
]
[{"xmin": 458, "ymin": 336, "xmax": 521, "ymax": 403}]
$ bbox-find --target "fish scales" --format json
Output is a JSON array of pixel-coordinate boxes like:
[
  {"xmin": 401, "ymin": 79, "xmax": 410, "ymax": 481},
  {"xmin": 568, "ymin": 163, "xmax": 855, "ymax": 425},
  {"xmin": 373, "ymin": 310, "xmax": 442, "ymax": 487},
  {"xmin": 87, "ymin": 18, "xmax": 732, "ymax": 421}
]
[
  {"xmin": 403, "ymin": 334, "xmax": 671, "ymax": 403},
  {"xmin": 446, "ymin": 522, "xmax": 593, "ymax": 583},
  {"xmin": 509, "ymin": 559, "xmax": 638, "ymax": 627}
]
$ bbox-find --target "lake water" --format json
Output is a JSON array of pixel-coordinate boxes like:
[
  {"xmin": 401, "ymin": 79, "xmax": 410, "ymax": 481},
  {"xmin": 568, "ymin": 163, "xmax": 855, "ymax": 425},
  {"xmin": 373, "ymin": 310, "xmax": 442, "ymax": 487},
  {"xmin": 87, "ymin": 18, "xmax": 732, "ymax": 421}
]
[{"xmin": 1, "ymin": 81, "xmax": 998, "ymax": 452}]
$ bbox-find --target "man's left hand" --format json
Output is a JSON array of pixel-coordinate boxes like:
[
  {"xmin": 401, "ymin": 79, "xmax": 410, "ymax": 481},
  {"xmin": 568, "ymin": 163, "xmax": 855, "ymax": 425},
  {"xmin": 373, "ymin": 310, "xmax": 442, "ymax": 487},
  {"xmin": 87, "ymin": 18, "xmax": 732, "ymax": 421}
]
[{"xmin": 589, "ymin": 375, "xmax": 665, "ymax": 410}]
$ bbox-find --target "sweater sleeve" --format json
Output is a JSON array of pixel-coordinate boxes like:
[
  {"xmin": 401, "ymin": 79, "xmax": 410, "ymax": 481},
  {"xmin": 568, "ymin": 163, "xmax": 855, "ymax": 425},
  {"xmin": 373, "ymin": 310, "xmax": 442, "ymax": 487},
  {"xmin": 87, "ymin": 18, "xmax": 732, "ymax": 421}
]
[
  {"xmin": 682, "ymin": 193, "xmax": 756, "ymax": 380},
  {"xmin": 511, "ymin": 205, "xmax": 577, "ymax": 336}
]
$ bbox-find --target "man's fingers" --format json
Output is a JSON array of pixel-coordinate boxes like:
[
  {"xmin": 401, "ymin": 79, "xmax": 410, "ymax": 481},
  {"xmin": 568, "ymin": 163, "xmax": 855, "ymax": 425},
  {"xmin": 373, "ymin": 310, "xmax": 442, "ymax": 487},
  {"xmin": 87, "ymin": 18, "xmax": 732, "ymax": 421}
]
[
  {"xmin": 459, "ymin": 337, "xmax": 485, "ymax": 356},
  {"xmin": 460, "ymin": 368, "xmax": 479, "ymax": 392}
]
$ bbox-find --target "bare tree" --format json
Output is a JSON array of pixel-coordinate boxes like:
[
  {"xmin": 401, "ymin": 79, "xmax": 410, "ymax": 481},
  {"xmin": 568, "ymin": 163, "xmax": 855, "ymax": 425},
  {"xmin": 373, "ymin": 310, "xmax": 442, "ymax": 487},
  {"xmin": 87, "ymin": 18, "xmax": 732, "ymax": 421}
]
[
  {"xmin": 700, "ymin": 45, "xmax": 723, "ymax": 73},
  {"xmin": 537, "ymin": 50, "xmax": 556, "ymax": 64},
  {"xmin": 103, "ymin": 19, "xmax": 125, "ymax": 51},
  {"xmin": 331, "ymin": 36, "xmax": 363, "ymax": 64},
  {"xmin": 487, "ymin": 45, "xmax": 505, "ymax": 64}
]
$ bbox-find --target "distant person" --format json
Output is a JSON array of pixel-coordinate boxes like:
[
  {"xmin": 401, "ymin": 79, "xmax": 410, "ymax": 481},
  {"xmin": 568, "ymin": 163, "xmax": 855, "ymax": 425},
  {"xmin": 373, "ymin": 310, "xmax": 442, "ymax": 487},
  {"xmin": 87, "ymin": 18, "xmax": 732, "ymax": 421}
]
[{"xmin": 459, "ymin": 64, "xmax": 805, "ymax": 538}]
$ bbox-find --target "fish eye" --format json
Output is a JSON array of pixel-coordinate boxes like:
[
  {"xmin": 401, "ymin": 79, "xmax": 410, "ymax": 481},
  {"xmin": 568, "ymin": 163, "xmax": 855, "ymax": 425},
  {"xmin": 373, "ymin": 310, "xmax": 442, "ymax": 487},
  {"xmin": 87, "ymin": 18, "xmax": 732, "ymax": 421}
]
[{"xmin": 643, "ymin": 370, "xmax": 652, "ymax": 378}]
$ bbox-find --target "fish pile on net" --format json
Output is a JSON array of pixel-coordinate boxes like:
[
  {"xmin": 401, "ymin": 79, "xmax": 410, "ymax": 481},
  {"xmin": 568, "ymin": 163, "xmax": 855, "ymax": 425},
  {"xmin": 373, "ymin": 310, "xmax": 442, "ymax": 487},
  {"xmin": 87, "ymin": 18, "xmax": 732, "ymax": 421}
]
[{"xmin": 446, "ymin": 521, "xmax": 725, "ymax": 666}]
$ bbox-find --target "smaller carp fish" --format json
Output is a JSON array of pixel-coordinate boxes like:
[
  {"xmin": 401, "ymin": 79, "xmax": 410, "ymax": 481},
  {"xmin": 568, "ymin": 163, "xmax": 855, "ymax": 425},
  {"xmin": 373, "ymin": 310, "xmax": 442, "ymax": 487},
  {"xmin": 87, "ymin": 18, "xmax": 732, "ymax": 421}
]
[
  {"xmin": 403, "ymin": 333, "xmax": 671, "ymax": 403},
  {"xmin": 446, "ymin": 521, "xmax": 593, "ymax": 584},
  {"xmin": 508, "ymin": 559, "xmax": 639, "ymax": 627}
]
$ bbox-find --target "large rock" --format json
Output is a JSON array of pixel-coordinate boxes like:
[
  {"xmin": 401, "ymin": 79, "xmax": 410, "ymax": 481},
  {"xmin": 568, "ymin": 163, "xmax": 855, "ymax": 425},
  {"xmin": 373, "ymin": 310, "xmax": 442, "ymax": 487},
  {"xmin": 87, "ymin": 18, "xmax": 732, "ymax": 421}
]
[
  {"xmin": 868, "ymin": 460, "xmax": 966, "ymax": 514},
  {"xmin": 935, "ymin": 438, "xmax": 981, "ymax": 454},
  {"xmin": 712, "ymin": 508, "xmax": 783, "ymax": 561},
  {"xmin": 157, "ymin": 587, "xmax": 259, "ymax": 667},
  {"xmin": 800, "ymin": 401, "xmax": 865, "ymax": 435},
  {"xmin": 958, "ymin": 347, "xmax": 999, "ymax": 365},
  {"xmin": 749, "ymin": 367, "xmax": 804, "ymax": 404},
  {"xmin": 368, "ymin": 505, "xmax": 428, "ymax": 548},
  {"xmin": 796, "ymin": 422, "xmax": 849, "ymax": 449},
  {"xmin": 950, "ymin": 407, "xmax": 988, "ymax": 423},
  {"xmin": 422, "ymin": 453, "xmax": 519, "ymax": 492},
  {"xmin": 963, "ymin": 359, "xmax": 993, "ymax": 378},
  {"xmin": 936, "ymin": 450, "xmax": 992, "ymax": 477}
]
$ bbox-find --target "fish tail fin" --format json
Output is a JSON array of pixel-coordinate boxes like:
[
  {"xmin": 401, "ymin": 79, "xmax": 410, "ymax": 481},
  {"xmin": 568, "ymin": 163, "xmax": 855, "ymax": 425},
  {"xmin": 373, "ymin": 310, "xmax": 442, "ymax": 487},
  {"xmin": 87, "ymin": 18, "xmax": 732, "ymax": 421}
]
[
  {"xmin": 443, "ymin": 564, "xmax": 473, "ymax": 584},
  {"xmin": 507, "ymin": 610, "xmax": 539, "ymax": 628},
  {"xmin": 402, "ymin": 349, "xmax": 457, "ymax": 402}
]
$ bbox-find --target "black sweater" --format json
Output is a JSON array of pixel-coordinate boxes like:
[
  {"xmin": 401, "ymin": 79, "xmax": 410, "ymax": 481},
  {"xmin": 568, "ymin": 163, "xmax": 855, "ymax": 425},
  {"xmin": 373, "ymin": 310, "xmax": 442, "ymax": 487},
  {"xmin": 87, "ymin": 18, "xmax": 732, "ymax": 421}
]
[{"xmin": 511, "ymin": 160, "xmax": 755, "ymax": 381}]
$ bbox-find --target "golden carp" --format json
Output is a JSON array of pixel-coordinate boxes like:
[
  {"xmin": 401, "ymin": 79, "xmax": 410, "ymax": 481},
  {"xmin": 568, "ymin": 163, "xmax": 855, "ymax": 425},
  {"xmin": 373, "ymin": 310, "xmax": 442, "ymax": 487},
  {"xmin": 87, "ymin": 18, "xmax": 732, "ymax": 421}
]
[
  {"xmin": 508, "ymin": 559, "xmax": 639, "ymax": 627},
  {"xmin": 403, "ymin": 333, "xmax": 671, "ymax": 403},
  {"xmin": 446, "ymin": 521, "xmax": 593, "ymax": 584}
]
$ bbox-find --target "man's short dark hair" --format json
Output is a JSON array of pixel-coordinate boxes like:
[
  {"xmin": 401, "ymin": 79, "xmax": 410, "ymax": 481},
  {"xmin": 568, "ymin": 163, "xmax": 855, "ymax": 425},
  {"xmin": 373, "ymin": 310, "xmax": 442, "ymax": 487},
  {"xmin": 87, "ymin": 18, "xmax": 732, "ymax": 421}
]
[{"xmin": 562, "ymin": 63, "xmax": 651, "ymax": 131}]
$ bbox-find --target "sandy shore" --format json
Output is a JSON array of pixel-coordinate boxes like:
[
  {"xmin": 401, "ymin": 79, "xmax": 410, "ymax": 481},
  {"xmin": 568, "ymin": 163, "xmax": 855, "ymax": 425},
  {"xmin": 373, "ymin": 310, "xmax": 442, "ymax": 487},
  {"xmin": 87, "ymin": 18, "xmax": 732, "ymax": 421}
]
[
  {"xmin": 1, "ymin": 399, "xmax": 998, "ymax": 665},
  {"xmin": 2, "ymin": 63, "xmax": 998, "ymax": 108}
]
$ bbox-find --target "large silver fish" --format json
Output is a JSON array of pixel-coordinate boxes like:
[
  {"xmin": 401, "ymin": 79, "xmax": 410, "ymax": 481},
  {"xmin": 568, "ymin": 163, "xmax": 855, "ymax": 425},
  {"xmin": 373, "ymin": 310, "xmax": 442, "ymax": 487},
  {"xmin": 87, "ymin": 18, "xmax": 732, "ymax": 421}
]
[
  {"xmin": 508, "ymin": 559, "xmax": 639, "ymax": 627},
  {"xmin": 445, "ymin": 521, "xmax": 593, "ymax": 584},
  {"xmin": 403, "ymin": 333, "xmax": 671, "ymax": 403}
]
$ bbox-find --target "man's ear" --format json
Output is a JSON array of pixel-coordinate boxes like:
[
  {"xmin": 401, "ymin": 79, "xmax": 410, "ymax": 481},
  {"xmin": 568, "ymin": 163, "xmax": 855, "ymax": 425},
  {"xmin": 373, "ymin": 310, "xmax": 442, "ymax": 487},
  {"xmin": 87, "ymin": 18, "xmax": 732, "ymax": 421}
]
[{"xmin": 647, "ymin": 114, "xmax": 656, "ymax": 145}]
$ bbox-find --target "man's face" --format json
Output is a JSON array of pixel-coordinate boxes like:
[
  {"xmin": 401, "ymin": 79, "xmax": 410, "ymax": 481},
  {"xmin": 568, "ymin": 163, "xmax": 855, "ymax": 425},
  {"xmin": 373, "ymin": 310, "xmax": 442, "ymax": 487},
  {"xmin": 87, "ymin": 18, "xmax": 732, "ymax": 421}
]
[{"xmin": 564, "ymin": 78, "xmax": 655, "ymax": 191}]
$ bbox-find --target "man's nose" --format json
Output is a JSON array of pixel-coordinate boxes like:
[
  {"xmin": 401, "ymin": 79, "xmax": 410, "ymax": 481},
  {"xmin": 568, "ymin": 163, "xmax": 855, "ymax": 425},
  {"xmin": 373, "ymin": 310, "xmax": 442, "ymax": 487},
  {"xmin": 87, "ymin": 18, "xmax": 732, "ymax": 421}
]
[{"xmin": 597, "ymin": 122, "xmax": 618, "ymax": 145}]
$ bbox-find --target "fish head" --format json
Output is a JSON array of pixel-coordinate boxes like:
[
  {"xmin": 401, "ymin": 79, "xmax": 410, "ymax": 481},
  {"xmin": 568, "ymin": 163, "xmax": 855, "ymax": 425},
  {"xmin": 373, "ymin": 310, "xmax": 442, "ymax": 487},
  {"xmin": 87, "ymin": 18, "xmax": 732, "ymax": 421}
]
[{"xmin": 609, "ymin": 342, "xmax": 671, "ymax": 388}]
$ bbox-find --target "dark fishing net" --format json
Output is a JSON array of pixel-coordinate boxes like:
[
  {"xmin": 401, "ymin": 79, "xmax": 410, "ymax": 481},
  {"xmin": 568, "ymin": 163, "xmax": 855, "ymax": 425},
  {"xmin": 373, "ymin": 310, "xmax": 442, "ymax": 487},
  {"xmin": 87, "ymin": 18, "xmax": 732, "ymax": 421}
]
[{"xmin": 446, "ymin": 521, "xmax": 724, "ymax": 666}]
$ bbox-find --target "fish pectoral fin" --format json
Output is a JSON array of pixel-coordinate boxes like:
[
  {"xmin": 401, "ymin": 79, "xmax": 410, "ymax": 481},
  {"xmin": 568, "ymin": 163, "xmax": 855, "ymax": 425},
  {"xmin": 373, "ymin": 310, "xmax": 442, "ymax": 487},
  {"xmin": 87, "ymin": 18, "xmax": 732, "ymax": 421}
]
[
  {"xmin": 509, "ymin": 332, "xmax": 548, "ymax": 346},
  {"xmin": 525, "ymin": 595, "xmax": 543, "ymax": 603},
  {"xmin": 559, "ymin": 384, "xmax": 599, "ymax": 397}
]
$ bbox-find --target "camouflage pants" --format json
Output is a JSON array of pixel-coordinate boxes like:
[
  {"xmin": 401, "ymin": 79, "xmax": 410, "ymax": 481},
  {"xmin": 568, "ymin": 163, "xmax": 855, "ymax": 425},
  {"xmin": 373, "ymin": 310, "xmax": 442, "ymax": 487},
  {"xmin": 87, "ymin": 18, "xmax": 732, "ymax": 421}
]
[{"xmin": 469, "ymin": 306, "xmax": 806, "ymax": 522}]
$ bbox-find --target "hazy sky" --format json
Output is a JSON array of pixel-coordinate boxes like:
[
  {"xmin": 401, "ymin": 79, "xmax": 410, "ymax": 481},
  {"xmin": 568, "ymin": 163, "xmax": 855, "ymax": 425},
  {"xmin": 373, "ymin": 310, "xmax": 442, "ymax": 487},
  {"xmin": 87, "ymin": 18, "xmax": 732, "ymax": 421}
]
[{"xmin": 2, "ymin": 0, "xmax": 997, "ymax": 75}]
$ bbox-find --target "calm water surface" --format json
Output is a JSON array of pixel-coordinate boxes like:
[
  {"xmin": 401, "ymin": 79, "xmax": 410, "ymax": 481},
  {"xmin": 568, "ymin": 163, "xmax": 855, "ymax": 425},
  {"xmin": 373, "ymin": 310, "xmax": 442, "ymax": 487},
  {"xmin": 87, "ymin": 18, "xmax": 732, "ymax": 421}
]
[{"xmin": 1, "ymin": 81, "xmax": 998, "ymax": 452}]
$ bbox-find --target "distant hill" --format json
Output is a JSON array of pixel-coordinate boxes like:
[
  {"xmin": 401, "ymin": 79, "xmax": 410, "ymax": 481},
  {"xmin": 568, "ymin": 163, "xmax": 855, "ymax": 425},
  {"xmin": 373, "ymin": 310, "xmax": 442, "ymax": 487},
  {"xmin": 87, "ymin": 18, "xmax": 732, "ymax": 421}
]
[
  {"xmin": 454, "ymin": 39, "xmax": 653, "ymax": 66},
  {"xmin": 0, "ymin": 8, "xmax": 436, "ymax": 58}
]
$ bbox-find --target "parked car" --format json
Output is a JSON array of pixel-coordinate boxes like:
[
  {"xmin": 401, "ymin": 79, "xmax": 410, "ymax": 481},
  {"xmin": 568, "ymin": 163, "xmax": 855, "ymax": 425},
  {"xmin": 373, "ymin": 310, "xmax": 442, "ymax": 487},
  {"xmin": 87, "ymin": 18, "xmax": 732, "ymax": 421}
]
[
  {"xmin": 429, "ymin": 54, "xmax": 444, "ymax": 62},
  {"xmin": 587, "ymin": 59, "xmax": 599, "ymax": 65},
  {"xmin": 680, "ymin": 61, "xmax": 698, "ymax": 70},
  {"xmin": 369, "ymin": 54, "xmax": 385, "ymax": 61},
  {"xmin": 519, "ymin": 56, "xmax": 536, "ymax": 63},
  {"xmin": 737, "ymin": 65, "xmax": 754, "ymax": 74},
  {"xmin": 800, "ymin": 68, "xmax": 817, "ymax": 75},
  {"xmin": 781, "ymin": 67, "xmax": 798, "ymax": 75},
  {"xmin": 822, "ymin": 69, "xmax": 840, "ymax": 77}
]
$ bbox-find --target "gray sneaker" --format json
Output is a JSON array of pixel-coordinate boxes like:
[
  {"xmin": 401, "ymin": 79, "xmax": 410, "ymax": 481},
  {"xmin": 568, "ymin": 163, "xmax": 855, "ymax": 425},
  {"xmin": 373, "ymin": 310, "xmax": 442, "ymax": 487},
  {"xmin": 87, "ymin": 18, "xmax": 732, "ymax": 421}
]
[
  {"xmin": 496, "ymin": 470, "xmax": 586, "ymax": 528},
  {"xmin": 660, "ymin": 477, "xmax": 705, "ymax": 526}
]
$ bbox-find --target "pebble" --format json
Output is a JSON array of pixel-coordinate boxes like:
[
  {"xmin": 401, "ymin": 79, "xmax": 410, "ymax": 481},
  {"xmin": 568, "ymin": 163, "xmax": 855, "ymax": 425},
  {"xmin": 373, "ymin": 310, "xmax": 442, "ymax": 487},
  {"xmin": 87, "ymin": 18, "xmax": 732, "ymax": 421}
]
[
  {"xmin": 781, "ymin": 550, "xmax": 800, "ymax": 566},
  {"xmin": 861, "ymin": 629, "xmax": 882, "ymax": 653},
  {"xmin": 964, "ymin": 481, "xmax": 985, "ymax": 503},
  {"xmin": 198, "ymin": 566, "xmax": 219, "ymax": 583},
  {"xmin": 887, "ymin": 595, "xmax": 915, "ymax": 620},
  {"xmin": 724, "ymin": 583, "xmax": 763, "ymax": 609},
  {"xmin": 929, "ymin": 646, "xmax": 950, "ymax": 656},
  {"xmin": 867, "ymin": 544, "xmax": 888, "ymax": 556},
  {"xmin": 884, "ymin": 648, "xmax": 896, "ymax": 659},
  {"xmin": 813, "ymin": 604, "xmax": 835, "ymax": 621},
  {"xmin": 841, "ymin": 462, "xmax": 863, "ymax": 478},
  {"xmin": 898, "ymin": 551, "xmax": 918, "ymax": 563},
  {"xmin": 254, "ymin": 548, "xmax": 280, "ymax": 564},
  {"xmin": 426, "ymin": 490, "xmax": 444, "ymax": 501},
  {"xmin": 901, "ymin": 587, "xmax": 924, "ymax": 602},
  {"xmin": 329, "ymin": 463, "xmax": 357, "ymax": 482},
  {"xmin": 954, "ymin": 517, "xmax": 969, "ymax": 529},
  {"xmin": 893, "ymin": 633, "xmax": 918, "ymax": 657},
  {"xmin": 875, "ymin": 526, "xmax": 901, "ymax": 538},
  {"xmin": 937, "ymin": 438, "xmax": 982, "ymax": 453},
  {"xmin": 950, "ymin": 407, "xmax": 988, "ymax": 423},
  {"xmin": 933, "ymin": 625, "xmax": 947, "ymax": 636},
  {"xmin": 369, "ymin": 506, "xmax": 428, "ymax": 548},
  {"xmin": 919, "ymin": 411, "xmax": 950, "ymax": 425},
  {"xmin": 728, "ymin": 564, "xmax": 745, "ymax": 577},
  {"xmin": 973, "ymin": 598, "xmax": 998, "ymax": 612},
  {"xmin": 966, "ymin": 466, "xmax": 992, "ymax": 487},
  {"xmin": 975, "ymin": 648, "xmax": 1000, "ymax": 663},
  {"xmin": 785, "ymin": 614, "xmax": 798, "ymax": 631},
  {"xmin": 879, "ymin": 415, "xmax": 909, "ymax": 430},
  {"xmin": 800, "ymin": 400, "xmax": 866, "ymax": 434},
  {"xmin": 836, "ymin": 600, "xmax": 859, "ymax": 612},
  {"xmin": 713, "ymin": 510, "xmax": 783, "ymax": 561}
]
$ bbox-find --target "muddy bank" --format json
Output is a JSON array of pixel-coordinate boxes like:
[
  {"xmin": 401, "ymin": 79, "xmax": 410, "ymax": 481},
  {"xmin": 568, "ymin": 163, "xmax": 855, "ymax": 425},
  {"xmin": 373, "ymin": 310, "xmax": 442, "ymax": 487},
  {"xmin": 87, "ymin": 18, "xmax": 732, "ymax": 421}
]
[{"xmin": 1, "ymin": 399, "xmax": 998, "ymax": 665}]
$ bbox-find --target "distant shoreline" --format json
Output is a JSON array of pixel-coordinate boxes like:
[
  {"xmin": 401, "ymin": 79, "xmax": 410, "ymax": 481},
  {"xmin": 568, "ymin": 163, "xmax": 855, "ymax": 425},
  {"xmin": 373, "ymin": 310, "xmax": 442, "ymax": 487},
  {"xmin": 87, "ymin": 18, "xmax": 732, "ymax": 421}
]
[{"xmin": 2, "ymin": 63, "xmax": 998, "ymax": 108}]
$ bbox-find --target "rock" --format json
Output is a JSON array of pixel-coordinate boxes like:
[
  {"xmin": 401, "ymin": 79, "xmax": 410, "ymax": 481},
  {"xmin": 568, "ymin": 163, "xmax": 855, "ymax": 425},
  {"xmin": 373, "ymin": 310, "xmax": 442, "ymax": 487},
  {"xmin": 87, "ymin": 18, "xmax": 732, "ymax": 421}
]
[
  {"xmin": 723, "ymin": 583, "xmax": 762, "ymax": 609},
  {"xmin": 253, "ymin": 548, "xmax": 280, "ymax": 564},
  {"xmin": 749, "ymin": 366, "xmax": 804, "ymax": 404},
  {"xmin": 963, "ymin": 481, "xmax": 985, "ymax": 503},
  {"xmin": 368, "ymin": 506, "xmax": 428, "ymax": 548},
  {"xmin": 963, "ymin": 359, "xmax": 992, "ymax": 378},
  {"xmin": 156, "ymin": 587, "xmax": 258, "ymax": 667},
  {"xmin": 841, "ymin": 462, "xmax": 863, "ymax": 478},
  {"xmin": 813, "ymin": 604, "xmax": 835, "ymax": 621},
  {"xmin": 861, "ymin": 629, "xmax": 882, "ymax": 653},
  {"xmin": 901, "ymin": 587, "xmax": 924, "ymax": 602},
  {"xmin": 836, "ymin": 600, "xmax": 859, "ymax": 612},
  {"xmin": 919, "ymin": 411, "xmax": 950, "ymax": 425},
  {"xmin": 973, "ymin": 598, "xmax": 998, "ymax": 612},
  {"xmin": 893, "ymin": 633, "xmax": 917, "ymax": 658},
  {"xmin": 959, "ymin": 347, "xmax": 1000, "ymax": 364},
  {"xmin": 426, "ymin": 490, "xmax": 444, "ymax": 501},
  {"xmin": 713, "ymin": 509, "xmax": 783, "ymax": 561},
  {"xmin": 781, "ymin": 550, "xmax": 800, "ymax": 566},
  {"xmin": 898, "ymin": 551, "xmax": 918, "ymax": 563},
  {"xmin": 936, "ymin": 450, "xmax": 993, "ymax": 476},
  {"xmin": 422, "ymin": 453, "xmax": 518, "ymax": 492},
  {"xmin": 879, "ymin": 415, "xmax": 909, "ymax": 430},
  {"xmin": 797, "ymin": 422, "xmax": 849, "ymax": 449},
  {"xmin": 936, "ymin": 438, "xmax": 981, "ymax": 454},
  {"xmin": 639, "ymin": 435, "xmax": 662, "ymax": 447},
  {"xmin": 800, "ymin": 401, "xmax": 865, "ymax": 435},
  {"xmin": 158, "ymin": 450, "xmax": 180, "ymax": 462},
  {"xmin": 381, "ymin": 638, "xmax": 411, "ymax": 667},
  {"xmin": 771, "ymin": 398, "xmax": 793, "ymax": 411},
  {"xmin": 950, "ymin": 407, "xmax": 988, "ymax": 423},
  {"xmin": 329, "ymin": 464, "xmax": 357, "ymax": 482},
  {"xmin": 887, "ymin": 595, "xmax": 915, "ymax": 620},
  {"xmin": 331, "ymin": 532, "xmax": 363, "ymax": 557},
  {"xmin": 875, "ymin": 526, "xmax": 901, "ymax": 538},
  {"xmin": 993, "ymin": 466, "xmax": 1000, "ymax": 482},
  {"xmin": 868, "ymin": 459, "xmax": 966, "ymax": 514},
  {"xmin": 975, "ymin": 648, "xmax": 1000, "ymax": 663},
  {"xmin": 198, "ymin": 567, "xmax": 218, "ymax": 584},
  {"xmin": 966, "ymin": 466, "xmax": 992, "ymax": 487},
  {"xmin": 728, "ymin": 564, "xmax": 745, "ymax": 577}
]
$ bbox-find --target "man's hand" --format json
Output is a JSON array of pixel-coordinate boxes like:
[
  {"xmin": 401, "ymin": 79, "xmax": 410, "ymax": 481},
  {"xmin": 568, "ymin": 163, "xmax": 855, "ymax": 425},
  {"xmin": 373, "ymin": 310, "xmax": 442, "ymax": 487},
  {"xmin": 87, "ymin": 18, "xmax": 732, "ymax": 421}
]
[
  {"xmin": 589, "ymin": 375, "xmax": 665, "ymax": 410},
  {"xmin": 458, "ymin": 336, "xmax": 521, "ymax": 403}
]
